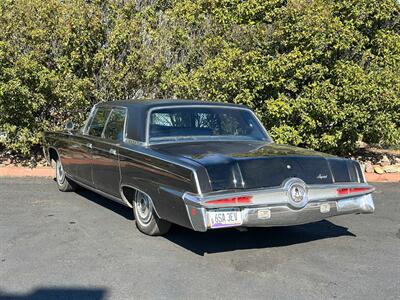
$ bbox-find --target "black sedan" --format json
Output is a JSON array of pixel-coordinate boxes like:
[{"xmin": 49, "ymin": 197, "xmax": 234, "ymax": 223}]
[{"xmin": 44, "ymin": 99, "xmax": 375, "ymax": 235}]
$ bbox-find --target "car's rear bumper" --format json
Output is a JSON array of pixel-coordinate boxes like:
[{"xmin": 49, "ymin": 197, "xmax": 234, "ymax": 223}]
[{"xmin": 183, "ymin": 182, "xmax": 375, "ymax": 232}]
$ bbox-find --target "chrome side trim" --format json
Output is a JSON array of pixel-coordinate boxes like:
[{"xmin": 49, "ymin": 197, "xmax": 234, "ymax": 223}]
[
  {"xmin": 124, "ymin": 138, "xmax": 146, "ymax": 146},
  {"xmin": 72, "ymin": 177, "xmax": 129, "ymax": 206}
]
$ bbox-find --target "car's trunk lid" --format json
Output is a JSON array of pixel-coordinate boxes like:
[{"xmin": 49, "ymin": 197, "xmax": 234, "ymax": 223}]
[{"xmin": 152, "ymin": 141, "xmax": 363, "ymax": 191}]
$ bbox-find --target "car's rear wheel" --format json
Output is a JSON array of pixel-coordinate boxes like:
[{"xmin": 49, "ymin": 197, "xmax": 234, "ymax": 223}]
[
  {"xmin": 55, "ymin": 159, "xmax": 76, "ymax": 192},
  {"xmin": 133, "ymin": 191, "xmax": 171, "ymax": 236}
]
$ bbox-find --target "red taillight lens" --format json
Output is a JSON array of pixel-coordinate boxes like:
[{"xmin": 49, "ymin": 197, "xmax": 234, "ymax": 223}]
[
  {"xmin": 205, "ymin": 196, "xmax": 252, "ymax": 205},
  {"xmin": 337, "ymin": 187, "xmax": 372, "ymax": 195}
]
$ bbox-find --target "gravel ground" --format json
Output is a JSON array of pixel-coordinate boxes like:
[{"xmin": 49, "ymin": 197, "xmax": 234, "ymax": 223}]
[{"xmin": 0, "ymin": 178, "xmax": 399, "ymax": 300}]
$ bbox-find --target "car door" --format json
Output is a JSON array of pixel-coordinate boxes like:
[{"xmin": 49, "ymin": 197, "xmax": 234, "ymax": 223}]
[
  {"xmin": 63, "ymin": 107, "xmax": 96, "ymax": 185},
  {"xmin": 91, "ymin": 107, "xmax": 127, "ymax": 198},
  {"xmin": 76, "ymin": 106, "xmax": 112, "ymax": 187},
  {"xmin": 71, "ymin": 133, "xmax": 94, "ymax": 186}
]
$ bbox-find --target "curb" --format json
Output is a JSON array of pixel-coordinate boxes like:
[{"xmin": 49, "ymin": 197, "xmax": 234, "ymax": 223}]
[
  {"xmin": 0, "ymin": 166, "xmax": 399, "ymax": 182},
  {"xmin": 365, "ymin": 173, "xmax": 400, "ymax": 183},
  {"xmin": 0, "ymin": 167, "xmax": 54, "ymax": 177}
]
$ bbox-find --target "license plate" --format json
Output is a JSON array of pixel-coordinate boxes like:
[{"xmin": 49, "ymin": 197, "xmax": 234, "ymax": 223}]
[{"xmin": 208, "ymin": 208, "xmax": 242, "ymax": 229}]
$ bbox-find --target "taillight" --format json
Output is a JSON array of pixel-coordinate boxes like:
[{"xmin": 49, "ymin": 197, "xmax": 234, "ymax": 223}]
[
  {"xmin": 205, "ymin": 196, "xmax": 252, "ymax": 205},
  {"xmin": 337, "ymin": 187, "xmax": 373, "ymax": 195}
]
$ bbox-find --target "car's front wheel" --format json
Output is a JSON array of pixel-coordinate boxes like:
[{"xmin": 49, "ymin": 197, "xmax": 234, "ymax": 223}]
[
  {"xmin": 133, "ymin": 191, "xmax": 171, "ymax": 236},
  {"xmin": 55, "ymin": 159, "xmax": 76, "ymax": 192}
]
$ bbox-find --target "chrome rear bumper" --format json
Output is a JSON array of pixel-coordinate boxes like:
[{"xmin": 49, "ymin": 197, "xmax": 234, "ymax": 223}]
[{"xmin": 183, "ymin": 183, "xmax": 375, "ymax": 232}]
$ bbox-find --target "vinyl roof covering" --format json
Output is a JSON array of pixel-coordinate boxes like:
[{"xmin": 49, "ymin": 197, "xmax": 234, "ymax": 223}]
[{"xmin": 95, "ymin": 99, "xmax": 249, "ymax": 142}]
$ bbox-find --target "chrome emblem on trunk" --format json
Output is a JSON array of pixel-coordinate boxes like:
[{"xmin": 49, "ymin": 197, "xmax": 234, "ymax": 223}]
[
  {"xmin": 284, "ymin": 178, "xmax": 309, "ymax": 208},
  {"xmin": 317, "ymin": 174, "xmax": 328, "ymax": 179},
  {"xmin": 290, "ymin": 185, "xmax": 306, "ymax": 203}
]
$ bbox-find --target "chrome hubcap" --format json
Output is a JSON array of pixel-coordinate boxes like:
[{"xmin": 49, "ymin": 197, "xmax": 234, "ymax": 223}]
[{"xmin": 135, "ymin": 192, "xmax": 152, "ymax": 224}]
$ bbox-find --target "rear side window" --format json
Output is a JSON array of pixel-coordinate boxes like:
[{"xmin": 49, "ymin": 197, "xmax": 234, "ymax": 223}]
[
  {"xmin": 103, "ymin": 109, "xmax": 126, "ymax": 141},
  {"xmin": 88, "ymin": 107, "xmax": 112, "ymax": 137}
]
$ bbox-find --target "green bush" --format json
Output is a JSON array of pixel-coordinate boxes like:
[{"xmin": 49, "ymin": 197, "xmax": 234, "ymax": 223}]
[{"xmin": 0, "ymin": 0, "xmax": 399, "ymax": 156}]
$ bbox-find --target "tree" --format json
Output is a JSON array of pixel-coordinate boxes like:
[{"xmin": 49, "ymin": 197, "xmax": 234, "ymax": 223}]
[{"xmin": 0, "ymin": 0, "xmax": 399, "ymax": 155}]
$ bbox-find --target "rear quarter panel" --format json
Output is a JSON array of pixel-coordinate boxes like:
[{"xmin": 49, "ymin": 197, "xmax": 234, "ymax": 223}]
[
  {"xmin": 119, "ymin": 144, "xmax": 206, "ymax": 229},
  {"xmin": 45, "ymin": 132, "xmax": 76, "ymax": 175}
]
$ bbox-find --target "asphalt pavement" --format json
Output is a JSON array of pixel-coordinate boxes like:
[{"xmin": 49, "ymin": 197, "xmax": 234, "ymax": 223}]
[{"xmin": 0, "ymin": 178, "xmax": 399, "ymax": 299}]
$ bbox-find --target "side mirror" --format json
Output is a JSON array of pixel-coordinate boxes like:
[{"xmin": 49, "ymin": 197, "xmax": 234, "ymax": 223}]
[{"xmin": 65, "ymin": 121, "xmax": 75, "ymax": 131}]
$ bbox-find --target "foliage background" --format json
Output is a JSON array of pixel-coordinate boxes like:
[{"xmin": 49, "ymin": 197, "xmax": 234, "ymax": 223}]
[{"xmin": 0, "ymin": 0, "xmax": 399, "ymax": 155}]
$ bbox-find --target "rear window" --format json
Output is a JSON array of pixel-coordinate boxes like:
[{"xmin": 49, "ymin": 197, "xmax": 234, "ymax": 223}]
[{"xmin": 149, "ymin": 106, "xmax": 268, "ymax": 143}]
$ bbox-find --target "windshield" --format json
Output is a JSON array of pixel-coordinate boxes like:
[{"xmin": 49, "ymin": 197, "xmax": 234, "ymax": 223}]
[{"xmin": 148, "ymin": 106, "xmax": 270, "ymax": 143}]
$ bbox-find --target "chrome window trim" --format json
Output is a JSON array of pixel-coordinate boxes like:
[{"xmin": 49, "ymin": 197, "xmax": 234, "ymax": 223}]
[
  {"xmin": 101, "ymin": 108, "xmax": 114, "ymax": 138},
  {"xmin": 82, "ymin": 105, "xmax": 97, "ymax": 135},
  {"xmin": 101, "ymin": 107, "xmax": 128, "ymax": 142},
  {"xmin": 84, "ymin": 104, "xmax": 128, "ymax": 142},
  {"xmin": 85, "ymin": 105, "xmax": 112, "ymax": 137},
  {"xmin": 325, "ymin": 158, "xmax": 336, "ymax": 184},
  {"xmin": 144, "ymin": 137, "xmax": 269, "ymax": 146},
  {"xmin": 145, "ymin": 104, "xmax": 273, "ymax": 146}
]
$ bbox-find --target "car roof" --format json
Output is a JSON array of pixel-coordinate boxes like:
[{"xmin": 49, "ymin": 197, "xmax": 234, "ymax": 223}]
[
  {"xmin": 94, "ymin": 99, "xmax": 251, "ymax": 143},
  {"xmin": 95, "ymin": 99, "xmax": 247, "ymax": 109}
]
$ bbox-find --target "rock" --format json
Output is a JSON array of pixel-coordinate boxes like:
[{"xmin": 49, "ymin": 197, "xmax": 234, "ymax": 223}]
[
  {"xmin": 374, "ymin": 166, "xmax": 385, "ymax": 174},
  {"xmin": 365, "ymin": 162, "xmax": 374, "ymax": 173},
  {"xmin": 356, "ymin": 141, "xmax": 368, "ymax": 148},
  {"xmin": 383, "ymin": 165, "xmax": 400, "ymax": 173},
  {"xmin": 3, "ymin": 159, "xmax": 11, "ymax": 166},
  {"xmin": 379, "ymin": 155, "xmax": 391, "ymax": 167}
]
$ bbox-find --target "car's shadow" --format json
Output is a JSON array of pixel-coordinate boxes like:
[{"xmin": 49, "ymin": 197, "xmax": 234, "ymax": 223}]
[
  {"xmin": 75, "ymin": 188, "xmax": 134, "ymax": 220},
  {"xmin": 75, "ymin": 187, "xmax": 356, "ymax": 256},
  {"xmin": 164, "ymin": 220, "xmax": 355, "ymax": 255},
  {"xmin": 0, "ymin": 287, "xmax": 106, "ymax": 300}
]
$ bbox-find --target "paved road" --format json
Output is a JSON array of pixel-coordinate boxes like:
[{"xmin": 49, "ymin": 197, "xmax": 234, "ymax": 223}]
[{"xmin": 0, "ymin": 178, "xmax": 399, "ymax": 300}]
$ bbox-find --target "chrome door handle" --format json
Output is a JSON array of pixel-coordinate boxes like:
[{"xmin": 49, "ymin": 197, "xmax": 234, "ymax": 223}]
[
  {"xmin": 109, "ymin": 148, "xmax": 117, "ymax": 155},
  {"xmin": 86, "ymin": 143, "xmax": 92, "ymax": 149}
]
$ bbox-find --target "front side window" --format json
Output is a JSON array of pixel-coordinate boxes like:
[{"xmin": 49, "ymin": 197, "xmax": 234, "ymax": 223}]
[
  {"xmin": 149, "ymin": 106, "xmax": 269, "ymax": 143},
  {"xmin": 103, "ymin": 109, "xmax": 126, "ymax": 141},
  {"xmin": 88, "ymin": 107, "xmax": 112, "ymax": 137}
]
